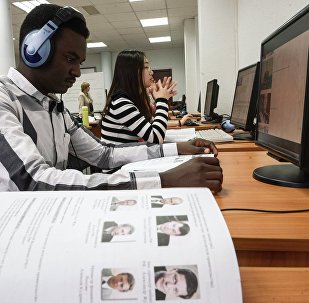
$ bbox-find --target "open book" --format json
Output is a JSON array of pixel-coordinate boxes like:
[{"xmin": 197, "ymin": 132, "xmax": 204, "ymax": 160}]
[{"xmin": 0, "ymin": 188, "xmax": 242, "ymax": 302}]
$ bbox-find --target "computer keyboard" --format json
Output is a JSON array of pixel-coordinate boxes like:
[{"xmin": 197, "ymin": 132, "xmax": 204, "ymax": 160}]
[{"xmin": 195, "ymin": 128, "xmax": 234, "ymax": 143}]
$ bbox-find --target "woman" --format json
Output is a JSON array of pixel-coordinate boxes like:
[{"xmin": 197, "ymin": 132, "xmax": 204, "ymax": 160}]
[
  {"xmin": 101, "ymin": 49, "xmax": 177, "ymax": 144},
  {"xmin": 78, "ymin": 81, "xmax": 94, "ymax": 116}
]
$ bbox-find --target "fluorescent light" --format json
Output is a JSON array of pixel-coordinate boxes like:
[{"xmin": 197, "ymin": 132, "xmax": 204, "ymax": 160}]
[
  {"xmin": 12, "ymin": 0, "xmax": 49, "ymax": 13},
  {"xmin": 87, "ymin": 42, "xmax": 107, "ymax": 48},
  {"xmin": 140, "ymin": 17, "xmax": 168, "ymax": 27},
  {"xmin": 149, "ymin": 36, "xmax": 171, "ymax": 43},
  {"xmin": 129, "ymin": 0, "xmax": 144, "ymax": 2}
]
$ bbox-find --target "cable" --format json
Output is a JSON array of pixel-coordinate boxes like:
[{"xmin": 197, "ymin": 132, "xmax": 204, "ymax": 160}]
[
  {"xmin": 221, "ymin": 207, "xmax": 309, "ymax": 213},
  {"xmin": 60, "ymin": 94, "xmax": 83, "ymax": 172}
]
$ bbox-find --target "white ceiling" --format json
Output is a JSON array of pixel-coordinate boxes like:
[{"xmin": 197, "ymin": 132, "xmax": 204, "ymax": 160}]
[{"xmin": 9, "ymin": 0, "xmax": 198, "ymax": 55}]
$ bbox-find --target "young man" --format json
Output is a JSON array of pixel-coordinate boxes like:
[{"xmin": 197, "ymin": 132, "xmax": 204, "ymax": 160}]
[
  {"xmin": 101, "ymin": 269, "xmax": 135, "ymax": 299},
  {"xmin": 154, "ymin": 266, "xmax": 198, "ymax": 300},
  {"xmin": 156, "ymin": 215, "xmax": 190, "ymax": 246},
  {"xmin": 0, "ymin": 4, "xmax": 223, "ymax": 192},
  {"xmin": 101, "ymin": 222, "xmax": 134, "ymax": 242}
]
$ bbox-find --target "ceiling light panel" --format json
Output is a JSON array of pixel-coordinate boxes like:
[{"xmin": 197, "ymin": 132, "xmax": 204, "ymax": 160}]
[
  {"xmin": 87, "ymin": 42, "xmax": 107, "ymax": 48},
  {"xmin": 140, "ymin": 17, "xmax": 168, "ymax": 27},
  {"xmin": 149, "ymin": 36, "xmax": 171, "ymax": 43},
  {"xmin": 12, "ymin": 0, "xmax": 49, "ymax": 13}
]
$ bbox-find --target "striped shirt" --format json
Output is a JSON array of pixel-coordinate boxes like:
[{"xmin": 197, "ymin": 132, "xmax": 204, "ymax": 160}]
[
  {"xmin": 101, "ymin": 96, "xmax": 168, "ymax": 144},
  {"xmin": 0, "ymin": 68, "xmax": 178, "ymax": 191}
]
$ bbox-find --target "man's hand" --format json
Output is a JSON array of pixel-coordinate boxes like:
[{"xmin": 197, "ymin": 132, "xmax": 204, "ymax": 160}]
[
  {"xmin": 176, "ymin": 138, "xmax": 218, "ymax": 156},
  {"xmin": 159, "ymin": 157, "xmax": 223, "ymax": 193}
]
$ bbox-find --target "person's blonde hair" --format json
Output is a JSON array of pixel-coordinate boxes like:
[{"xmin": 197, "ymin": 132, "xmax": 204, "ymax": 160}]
[{"xmin": 81, "ymin": 82, "xmax": 90, "ymax": 92}]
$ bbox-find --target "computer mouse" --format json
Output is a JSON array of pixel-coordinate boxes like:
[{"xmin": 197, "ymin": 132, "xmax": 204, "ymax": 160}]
[
  {"xmin": 184, "ymin": 120, "xmax": 199, "ymax": 126},
  {"xmin": 221, "ymin": 119, "xmax": 235, "ymax": 133}
]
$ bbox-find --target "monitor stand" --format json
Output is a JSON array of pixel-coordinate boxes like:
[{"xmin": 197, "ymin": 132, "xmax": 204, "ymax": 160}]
[
  {"xmin": 232, "ymin": 130, "xmax": 255, "ymax": 141},
  {"xmin": 253, "ymin": 164, "xmax": 309, "ymax": 188}
]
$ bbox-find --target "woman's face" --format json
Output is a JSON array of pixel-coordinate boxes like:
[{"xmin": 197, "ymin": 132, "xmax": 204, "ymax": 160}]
[{"xmin": 142, "ymin": 57, "xmax": 154, "ymax": 88}]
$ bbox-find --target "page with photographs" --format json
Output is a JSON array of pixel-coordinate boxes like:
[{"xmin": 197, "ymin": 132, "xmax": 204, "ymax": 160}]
[
  {"xmin": 120, "ymin": 154, "xmax": 214, "ymax": 173},
  {"xmin": 0, "ymin": 188, "xmax": 242, "ymax": 303}
]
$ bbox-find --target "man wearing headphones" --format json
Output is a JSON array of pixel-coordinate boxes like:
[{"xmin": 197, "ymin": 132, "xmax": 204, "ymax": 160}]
[{"xmin": 0, "ymin": 4, "xmax": 223, "ymax": 192}]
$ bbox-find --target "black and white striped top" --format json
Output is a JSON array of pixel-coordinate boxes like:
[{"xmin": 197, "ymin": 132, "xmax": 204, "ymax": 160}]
[{"xmin": 101, "ymin": 96, "xmax": 169, "ymax": 145}]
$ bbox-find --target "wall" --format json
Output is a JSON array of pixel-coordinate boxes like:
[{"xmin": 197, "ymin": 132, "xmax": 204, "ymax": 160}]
[
  {"xmin": 62, "ymin": 72, "xmax": 105, "ymax": 114},
  {"xmin": 198, "ymin": 0, "xmax": 238, "ymax": 116},
  {"xmin": 197, "ymin": 0, "xmax": 308, "ymax": 115},
  {"xmin": 237, "ymin": 0, "xmax": 309, "ymax": 68}
]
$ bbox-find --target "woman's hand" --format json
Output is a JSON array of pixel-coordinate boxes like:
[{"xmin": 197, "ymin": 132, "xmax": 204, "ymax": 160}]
[
  {"xmin": 152, "ymin": 77, "xmax": 177, "ymax": 100},
  {"xmin": 180, "ymin": 113, "xmax": 193, "ymax": 126}
]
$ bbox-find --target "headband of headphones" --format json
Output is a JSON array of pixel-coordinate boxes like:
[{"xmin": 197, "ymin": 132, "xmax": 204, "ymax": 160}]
[{"xmin": 21, "ymin": 6, "xmax": 85, "ymax": 68}]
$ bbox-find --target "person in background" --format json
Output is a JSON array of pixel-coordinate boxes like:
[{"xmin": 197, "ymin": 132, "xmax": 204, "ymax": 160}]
[
  {"xmin": 101, "ymin": 49, "xmax": 177, "ymax": 144},
  {"xmin": 0, "ymin": 4, "xmax": 223, "ymax": 193},
  {"xmin": 78, "ymin": 81, "xmax": 94, "ymax": 116}
]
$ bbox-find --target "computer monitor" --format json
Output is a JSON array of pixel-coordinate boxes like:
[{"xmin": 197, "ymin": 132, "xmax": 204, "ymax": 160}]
[
  {"xmin": 203, "ymin": 79, "xmax": 221, "ymax": 122},
  {"xmin": 180, "ymin": 94, "xmax": 187, "ymax": 112},
  {"xmin": 197, "ymin": 92, "xmax": 201, "ymax": 113},
  {"xmin": 253, "ymin": 5, "xmax": 309, "ymax": 188},
  {"xmin": 230, "ymin": 62, "xmax": 260, "ymax": 140}
]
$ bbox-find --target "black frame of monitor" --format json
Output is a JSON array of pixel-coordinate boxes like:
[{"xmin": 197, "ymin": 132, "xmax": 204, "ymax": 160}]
[
  {"xmin": 253, "ymin": 4, "xmax": 309, "ymax": 187},
  {"xmin": 203, "ymin": 79, "xmax": 221, "ymax": 122},
  {"xmin": 230, "ymin": 62, "xmax": 260, "ymax": 140}
]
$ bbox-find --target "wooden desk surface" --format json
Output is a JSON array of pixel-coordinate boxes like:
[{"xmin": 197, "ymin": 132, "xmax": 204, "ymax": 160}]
[
  {"xmin": 216, "ymin": 141, "xmax": 264, "ymax": 152},
  {"xmin": 216, "ymin": 151, "xmax": 309, "ymax": 255},
  {"xmin": 167, "ymin": 120, "xmax": 220, "ymax": 130},
  {"xmin": 240, "ymin": 267, "xmax": 309, "ymax": 303}
]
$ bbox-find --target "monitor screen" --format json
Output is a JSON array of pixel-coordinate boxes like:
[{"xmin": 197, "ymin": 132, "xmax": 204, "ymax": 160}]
[
  {"xmin": 230, "ymin": 62, "xmax": 260, "ymax": 131},
  {"xmin": 203, "ymin": 79, "xmax": 220, "ymax": 121},
  {"xmin": 253, "ymin": 5, "xmax": 309, "ymax": 187},
  {"xmin": 197, "ymin": 92, "xmax": 201, "ymax": 113}
]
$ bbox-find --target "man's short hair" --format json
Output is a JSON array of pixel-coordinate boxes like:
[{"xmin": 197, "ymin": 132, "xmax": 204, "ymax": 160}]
[
  {"xmin": 120, "ymin": 272, "xmax": 135, "ymax": 291},
  {"xmin": 178, "ymin": 222, "xmax": 190, "ymax": 236},
  {"xmin": 176, "ymin": 268, "xmax": 198, "ymax": 299},
  {"xmin": 19, "ymin": 4, "xmax": 89, "ymax": 52}
]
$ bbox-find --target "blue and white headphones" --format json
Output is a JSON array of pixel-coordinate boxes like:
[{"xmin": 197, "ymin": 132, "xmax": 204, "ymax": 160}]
[{"xmin": 21, "ymin": 6, "xmax": 85, "ymax": 68}]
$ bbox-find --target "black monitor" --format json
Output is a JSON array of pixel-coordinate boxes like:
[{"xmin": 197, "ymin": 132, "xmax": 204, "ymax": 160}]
[
  {"xmin": 180, "ymin": 94, "xmax": 187, "ymax": 112},
  {"xmin": 197, "ymin": 92, "xmax": 201, "ymax": 112},
  {"xmin": 253, "ymin": 5, "xmax": 309, "ymax": 188},
  {"xmin": 230, "ymin": 62, "xmax": 260, "ymax": 140},
  {"xmin": 203, "ymin": 79, "xmax": 221, "ymax": 122}
]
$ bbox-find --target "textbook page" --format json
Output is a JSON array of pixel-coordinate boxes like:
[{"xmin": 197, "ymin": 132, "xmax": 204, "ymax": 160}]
[
  {"xmin": 121, "ymin": 154, "xmax": 214, "ymax": 173},
  {"xmin": 164, "ymin": 128, "xmax": 196, "ymax": 142},
  {"xmin": 0, "ymin": 189, "xmax": 242, "ymax": 303}
]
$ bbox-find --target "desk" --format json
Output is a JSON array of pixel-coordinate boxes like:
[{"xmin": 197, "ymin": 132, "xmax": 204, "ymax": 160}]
[
  {"xmin": 240, "ymin": 267, "xmax": 309, "ymax": 303},
  {"xmin": 88, "ymin": 120, "xmax": 101, "ymax": 138},
  {"xmin": 216, "ymin": 141, "xmax": 265, "ymax": 152},
  {"xmin": 167, "ymin": 120, "xmax": 220, "ymax": 130},
  {"xmin": 217, "ymin": 151, "xmax": 309, "ymax": 266}
]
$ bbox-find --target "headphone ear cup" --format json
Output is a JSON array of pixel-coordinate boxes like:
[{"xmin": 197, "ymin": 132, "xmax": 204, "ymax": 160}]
[
  {"xmin": 221, "ymin": 119, "xmax": 235, "ymax": 133},
  {"xmin": 21, "ymin": 30, "xmax": 53, "ymax": 68}
]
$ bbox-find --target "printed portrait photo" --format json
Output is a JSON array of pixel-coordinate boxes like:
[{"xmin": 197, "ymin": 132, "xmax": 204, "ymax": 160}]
[
  {"xmin": 109, "ymin": 196, "xmax": 138, "ymax": 212},
  {"xmin": 153, "ymin": 265, "xmax": 200, "ymax": 300},
  {"xmin": 101, "ymin": 267, "xmax": 137, "ymax": 300},
  {"xmin": 156, "ymin": 215, "xmax": 190, "ymax": 247},
  {"xmin": 101, "ymin": 221, "xmax": 136, "ymax": 243},
  {"xmin": 151, "ymin": 195, "xmax": 184, "ymax": 209}
]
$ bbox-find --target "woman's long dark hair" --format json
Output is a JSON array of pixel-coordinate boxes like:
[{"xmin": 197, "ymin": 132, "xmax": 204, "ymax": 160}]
[{"xmin": 102, "ymin": 49, "xmax": 152, "ymax": 121}]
